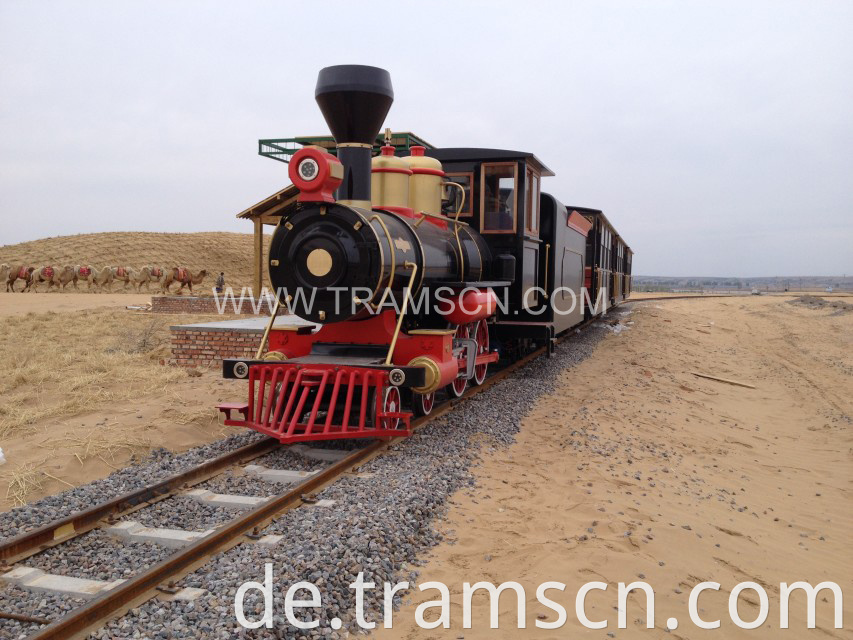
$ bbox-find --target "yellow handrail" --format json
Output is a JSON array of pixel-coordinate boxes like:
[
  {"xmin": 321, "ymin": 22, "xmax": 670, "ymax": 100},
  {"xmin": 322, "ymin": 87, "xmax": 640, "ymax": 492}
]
[
  {"xmin": 255, "ymin": 296, "xmax": 281, "ymax": 359},
  {"xmin": 442, "ymin": 181, "xmax": 466, "ymax": 221},
  {"xmin": 385, "ymin": 261, "xmax": 418, "ymax": 365},
  {"xmin": 442, "ymin": 181, "xmax": 467, "ymax": 281},
  {"xmin": 413, "ymin": 209, "xmax": 470, "ymax": 228},
  {"xmin": 454, "ymin": 221, "xmax": 465, "ymax": 282},
  {"xmin": 542, "ymin": 243, "xmax": 551, "ymax": 300}
]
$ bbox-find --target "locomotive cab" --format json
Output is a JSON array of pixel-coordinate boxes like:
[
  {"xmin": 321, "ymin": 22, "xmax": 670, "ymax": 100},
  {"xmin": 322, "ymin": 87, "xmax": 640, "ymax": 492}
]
[
  {"xmin": 428, "ymin": 149, "xmax": 583, "ymax": 348},
  {"xmin": 428, "ymin": 149, "xmax": 553, "ymax": 313},
  {"xmin": 426, "ymin": 149, "xmax": 633, "ymax": 351}
]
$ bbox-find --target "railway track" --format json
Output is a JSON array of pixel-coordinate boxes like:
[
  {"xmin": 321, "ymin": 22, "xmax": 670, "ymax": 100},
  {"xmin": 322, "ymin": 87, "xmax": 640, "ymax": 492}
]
[{"xmin": 0, "ymin": 318, "xmax": 568, "ymax": 640}]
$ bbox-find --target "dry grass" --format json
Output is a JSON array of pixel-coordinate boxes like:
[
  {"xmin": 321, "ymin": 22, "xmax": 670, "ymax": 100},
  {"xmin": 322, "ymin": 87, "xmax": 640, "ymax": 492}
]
[
  {"xmin": 163, "ymin": 407, "xmax": 218, "ymax": 426},
  {"xmin": 4, "ymin": 462, "xmax": 45, "ymax": 507},
  {"xmin": 39, "ymin": 428, "xmax": 152, "ymax": 468},
  {"xmin": 0, "ymin": 231, "xmax": 271, "ymax": 291},
  {"xmin": 0, "ymin": 308, "xmax": 230, "ymax": 437}
]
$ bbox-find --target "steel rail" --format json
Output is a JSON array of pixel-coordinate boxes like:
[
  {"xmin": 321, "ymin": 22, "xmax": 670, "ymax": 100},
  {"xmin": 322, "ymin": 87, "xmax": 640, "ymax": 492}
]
[
  {"xmin": 624, "ymin": 294, "xmax": 738, "ymax": 302},
  {"xmin": 25, "ymin": 438, "xmax": 389, "ymax": 640},
  {"xmin": 0, "ymin": 437, "xmax": 280, "ymax": 566},
  {"xmin": 628, "ymin": 293, "xmax": 853, "ymax": 301}
]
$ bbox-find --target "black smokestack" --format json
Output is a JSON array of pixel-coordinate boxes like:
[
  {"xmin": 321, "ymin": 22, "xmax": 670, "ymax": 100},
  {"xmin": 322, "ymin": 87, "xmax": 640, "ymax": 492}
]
[{"xmin": 315, "ymin": 65, "xmax": 393, "ymax": 207}]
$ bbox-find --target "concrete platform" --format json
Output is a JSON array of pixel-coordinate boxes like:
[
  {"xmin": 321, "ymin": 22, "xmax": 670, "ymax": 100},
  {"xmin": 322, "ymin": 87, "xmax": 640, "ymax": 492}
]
[
  {"xmin": 170, "ymin": 314, "xmax": 315, "ymax": 333},
  {"xmin": 170, "ymin": 313, "xmax": 318, "ymax": 366}
]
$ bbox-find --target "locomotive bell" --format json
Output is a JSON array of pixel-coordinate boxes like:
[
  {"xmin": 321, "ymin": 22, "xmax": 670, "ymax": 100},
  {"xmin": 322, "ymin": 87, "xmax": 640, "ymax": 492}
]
[{"xmin": 315, "ymin": 65, "xmax": 394, "ymax": 207}]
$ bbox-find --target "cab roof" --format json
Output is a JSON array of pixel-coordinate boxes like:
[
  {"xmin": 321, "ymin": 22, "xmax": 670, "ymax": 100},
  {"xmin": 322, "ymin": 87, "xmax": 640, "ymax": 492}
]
[{"xmin": 425, "ymin": 148, "xmax": 555, "ymax": 177}]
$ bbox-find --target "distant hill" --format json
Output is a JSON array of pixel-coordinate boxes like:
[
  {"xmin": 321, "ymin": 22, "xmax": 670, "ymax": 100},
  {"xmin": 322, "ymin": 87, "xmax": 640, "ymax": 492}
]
[
  {"xmin": 633, "ymin": 275, "xmax": 853, "ymax": 292},
  {"xmin": 0, "ymin": 231, "xmax": 270, "ymax": 290}
]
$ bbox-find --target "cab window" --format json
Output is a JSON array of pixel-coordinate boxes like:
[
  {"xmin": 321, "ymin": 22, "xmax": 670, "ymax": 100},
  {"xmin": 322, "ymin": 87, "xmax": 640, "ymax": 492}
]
[
  {"xmin": 443, "ymin": 172, "xmax": 474, "ymax": 217},
  {"xmin": 525, "ymin": 167, "xmax": 540, "ymax": 234},
  {"xmin": 480, "ymin": 163, "xmax": 517, "ymax": 233}
]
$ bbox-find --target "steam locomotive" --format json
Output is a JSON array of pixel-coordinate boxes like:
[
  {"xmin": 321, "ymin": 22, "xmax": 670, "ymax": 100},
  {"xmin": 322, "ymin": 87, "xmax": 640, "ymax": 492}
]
[{"xmin": 217, "ymin": 65, "xmax": 632, "ymax": 443}]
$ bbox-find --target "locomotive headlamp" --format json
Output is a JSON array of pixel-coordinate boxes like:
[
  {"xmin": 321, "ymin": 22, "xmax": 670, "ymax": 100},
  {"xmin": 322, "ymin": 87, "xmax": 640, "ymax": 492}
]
[
  {"xmin": 289, "ymin": 147, "xmax": 344, "ymax": 203},
  {"xmin": 297, "ymin": 157, "xmax": 319, "ymax": 181}
]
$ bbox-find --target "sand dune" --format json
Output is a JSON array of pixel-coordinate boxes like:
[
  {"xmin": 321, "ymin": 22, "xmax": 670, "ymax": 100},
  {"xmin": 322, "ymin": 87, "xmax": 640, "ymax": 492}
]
[
  {"xmin": 0, "ymin": 231, "xmax": 269, "ymax": 290},
  {"xmin": 378, "ymin": 295, "xmax": 852, "ymax": 638}
]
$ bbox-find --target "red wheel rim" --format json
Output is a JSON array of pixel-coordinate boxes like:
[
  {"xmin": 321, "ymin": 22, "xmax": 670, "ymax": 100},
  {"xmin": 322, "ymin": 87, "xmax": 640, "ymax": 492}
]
[
  {"xmin": 418, "ymin": 391, "xmax": 435, "ymax": 416},
  {"xmin": 470, "ymin": 318, "xmax": 489, "ymax": 385},
  {"xmin": 449, "ymin": 325, "xmax": 469, "ymax": 397},
  {"xmin": 381, "ymin": 387, "xmax": 401, "ymax": 430}
]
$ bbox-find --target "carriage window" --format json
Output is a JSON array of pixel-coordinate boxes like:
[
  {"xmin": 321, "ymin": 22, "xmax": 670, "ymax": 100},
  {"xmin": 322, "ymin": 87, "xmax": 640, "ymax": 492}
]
[
  {"xmin": 444, "ymin": 172, "xmax": 473, "ymax": 217},
  {"xmin": 525, "ymin": 168, "xmax": 540, "ymax": 234},
  {"xmin": 480, "ymin": 163, "xmax": 517, "ymax": 233}
]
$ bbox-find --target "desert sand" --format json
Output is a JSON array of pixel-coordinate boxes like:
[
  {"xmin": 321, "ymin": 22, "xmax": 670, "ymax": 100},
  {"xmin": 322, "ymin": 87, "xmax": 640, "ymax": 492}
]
[
  {"xmin": 0, "ymin": 296, "xmax": 245, "ymax": 510},
  {"xmin": 0, "ymin": 292, "xmax": 153, "ymax": 317},
  {"xmin": 377, "ymin": 295, "xmax": 852, "ymax": 638},
  {"xmin": 0, "ymin": 368, "xmax": 242, "ymax": 511}
]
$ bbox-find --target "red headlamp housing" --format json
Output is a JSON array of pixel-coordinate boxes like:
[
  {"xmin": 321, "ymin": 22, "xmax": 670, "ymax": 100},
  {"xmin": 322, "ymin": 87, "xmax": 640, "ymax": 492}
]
[{"xmin": 289, "ymin": 147, "xmax": 344, "ymax": 203}]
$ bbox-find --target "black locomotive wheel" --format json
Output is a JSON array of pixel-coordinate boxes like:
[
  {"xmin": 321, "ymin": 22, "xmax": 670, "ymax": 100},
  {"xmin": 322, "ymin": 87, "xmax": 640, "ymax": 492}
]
[
  {"xmin": 446, "ymin": 324, "xmax": 469, "ymax": 399},
  {"xmin": 469, "ymin": 318, "xmax": 489, "ymax": 386},
  {"xmin": 412, "ymin": 390, "xmax": 435, "ymax": 416}
]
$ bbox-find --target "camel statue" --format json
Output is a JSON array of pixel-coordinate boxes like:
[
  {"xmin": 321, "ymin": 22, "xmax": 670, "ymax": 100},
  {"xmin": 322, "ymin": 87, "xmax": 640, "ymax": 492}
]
[
  {"xmin": 92, "ymin": 266, "xmax": 115, "ymax": 292},
  {"xmin": 6, "ymin": 265, "xmax": 34, "ymax": 292},
  {"xmin": 112, "ymin": 266, "xmax": 132, "ymax": 291},
  {"xmin": 26, "ymin": 266, "xmax": 58, "ymax": 292},
  {"xmin": 161, "ymin": 267, "xmax": 207, "ymax": 294},
  {"xmin": 55, "ymin": 266, "xmax": 78, "ymax": 290},
  {"xmin": 129, "ymin": 265, "xmax": 164, "ymax": 292},
  {"xmin": 75, "ymin": 265, "xmax": 96, "ymax": 290}
]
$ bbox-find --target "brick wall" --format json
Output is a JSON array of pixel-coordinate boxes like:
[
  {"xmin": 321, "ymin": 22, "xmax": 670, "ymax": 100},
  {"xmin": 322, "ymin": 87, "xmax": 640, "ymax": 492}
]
[
  {"xmin": 170, "ymin": 328, "xmax": 262, "ymax": 367},
  {"xmin": 152, "ymin": 296, "xmax": 274, "ymax": 315}
]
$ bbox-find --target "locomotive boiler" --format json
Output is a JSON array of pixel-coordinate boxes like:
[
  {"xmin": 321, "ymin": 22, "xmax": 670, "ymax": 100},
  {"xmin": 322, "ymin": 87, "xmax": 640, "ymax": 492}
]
[{"xmin": 271, "ymin": 66, "xmax": 497, "ymax": 325}]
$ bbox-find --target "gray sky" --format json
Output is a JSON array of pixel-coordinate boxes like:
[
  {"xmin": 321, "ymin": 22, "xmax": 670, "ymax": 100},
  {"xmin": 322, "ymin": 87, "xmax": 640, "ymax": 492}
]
[{"xmin": 1, "ymin": 1, "xmax": 851, "ymax": 277}]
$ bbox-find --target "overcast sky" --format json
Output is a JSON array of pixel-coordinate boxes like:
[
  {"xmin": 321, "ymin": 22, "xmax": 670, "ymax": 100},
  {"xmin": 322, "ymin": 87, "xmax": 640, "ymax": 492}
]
[{"xmin": 1, "ymin": 1, "xmax": 851, "ymax": 277}]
